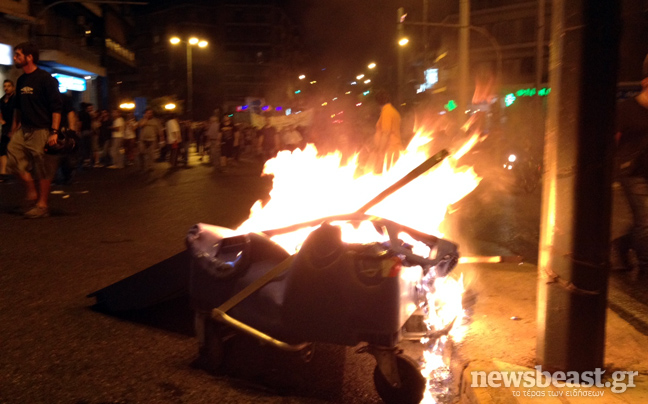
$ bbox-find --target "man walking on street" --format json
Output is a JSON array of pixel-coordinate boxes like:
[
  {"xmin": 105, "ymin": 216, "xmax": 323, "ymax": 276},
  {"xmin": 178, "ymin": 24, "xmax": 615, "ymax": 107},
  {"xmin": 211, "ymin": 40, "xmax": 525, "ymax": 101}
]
[
  {"xmin": 108, "ymin": 109, "xmax": 124, "ymax": 168},
  {"xmin": 138, "ymin": 108, "xmax": 162, "ymax": 171},
  {"xmin": 615, "ymin": 54, "xmax": 648, "ymax": 271},
  {"xmin": 165, "ymin": 113, "xmax": 181, "ymax": 168},
  {"xmin": 7, "ymin": 42, "xmax": 62, "ymax": 218}
]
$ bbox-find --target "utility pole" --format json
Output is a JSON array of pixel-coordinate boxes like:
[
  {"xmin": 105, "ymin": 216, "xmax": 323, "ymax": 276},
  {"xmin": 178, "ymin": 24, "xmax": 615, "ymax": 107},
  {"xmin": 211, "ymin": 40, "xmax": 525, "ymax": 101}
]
[
  {"xmin": 186, "ymin": 43, "xmax": 193, "ymax": 118},
  {"xmin": 537, "ymin": 0, "xmax": 620, "ymax": 372},
  {"xmin": 458, "ymin": 0, "xmax": 470, "ymax": 114},
  {"xmin": 397, "ymin": 7, "xmax": 405, "ymax": 105}
]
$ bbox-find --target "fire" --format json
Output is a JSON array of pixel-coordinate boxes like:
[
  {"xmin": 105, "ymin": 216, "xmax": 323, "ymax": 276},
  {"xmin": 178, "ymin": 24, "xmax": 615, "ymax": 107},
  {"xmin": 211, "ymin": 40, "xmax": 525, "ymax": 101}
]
[
  {"xmin": 237, "ymin": 129, "xmax": 481, "ymax": 249},
  {"xmin": 419, "ymin": 273, "xmax": 467, "ymax": 403},
  {"xmin": 236, "ymin": 123, "xmax": 480, "ymax": 402}
]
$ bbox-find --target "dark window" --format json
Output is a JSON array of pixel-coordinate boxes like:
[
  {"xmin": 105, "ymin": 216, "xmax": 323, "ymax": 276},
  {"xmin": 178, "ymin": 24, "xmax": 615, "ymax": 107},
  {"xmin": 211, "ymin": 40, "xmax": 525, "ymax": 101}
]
[{"xmin": 520, "ymin": 57, "xmax": 534, "ymax": 75}]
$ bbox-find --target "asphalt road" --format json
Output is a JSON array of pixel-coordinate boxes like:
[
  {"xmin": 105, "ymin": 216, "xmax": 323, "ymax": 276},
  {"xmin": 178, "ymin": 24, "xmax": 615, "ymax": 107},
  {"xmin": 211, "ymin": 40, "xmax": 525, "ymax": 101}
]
[
  {"xmin": 1, "ymin": 150, "xmax": 647, "ymax": 403},
  {"xmin": 0, "ymin": 157, "xmax": 405, "ymax": 404}
]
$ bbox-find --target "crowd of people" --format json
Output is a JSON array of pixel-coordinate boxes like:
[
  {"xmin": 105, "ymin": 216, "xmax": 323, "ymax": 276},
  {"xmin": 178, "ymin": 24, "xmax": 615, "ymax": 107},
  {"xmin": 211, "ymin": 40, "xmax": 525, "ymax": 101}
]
[
  {"xmin": 0, "ymin": 42, "xmax": 393, "ymax": 220},
  {"xmin": 38, "ymin": 105, "xmax": 310, "ymax": 178}
]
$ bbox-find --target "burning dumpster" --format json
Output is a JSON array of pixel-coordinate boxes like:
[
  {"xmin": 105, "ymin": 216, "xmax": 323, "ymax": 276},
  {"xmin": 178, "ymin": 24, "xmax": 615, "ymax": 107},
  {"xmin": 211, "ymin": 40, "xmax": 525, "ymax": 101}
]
[
  {"xmin": 188, "ymin": 150, "xmax": 465, "ymax": 404},
  {"xmin": 89, "ymin": 126, "xmax": 481, "ymax": 403}
]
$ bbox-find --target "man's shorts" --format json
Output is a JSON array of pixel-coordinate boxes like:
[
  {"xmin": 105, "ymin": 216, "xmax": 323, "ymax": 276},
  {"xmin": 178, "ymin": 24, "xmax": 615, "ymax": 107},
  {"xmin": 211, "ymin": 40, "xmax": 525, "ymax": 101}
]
[{"xmin": 7, "ymin": 128, "xmax": 58, "ymax": 180}]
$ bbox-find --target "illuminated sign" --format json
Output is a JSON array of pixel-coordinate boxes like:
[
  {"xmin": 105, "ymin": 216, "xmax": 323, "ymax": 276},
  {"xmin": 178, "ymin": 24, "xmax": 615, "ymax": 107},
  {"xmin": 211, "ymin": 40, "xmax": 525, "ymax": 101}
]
[
  {"xmin": 0, "ymin": 44, "xmax": 12, "ymax": 65},
  {"xmin": 504, "ymin": 87, "xmax": 551, "ymax": 107},
  {"xmin": 52, "ymin": 73, "xmax": 86, "ymax": 93},
  {"xmin": 417, "ymin": 68, "xmax": 439, "ymax": 94},
  {"xmin": 444, "ymin": 99, "xmax": 457, "ymax": 111}
]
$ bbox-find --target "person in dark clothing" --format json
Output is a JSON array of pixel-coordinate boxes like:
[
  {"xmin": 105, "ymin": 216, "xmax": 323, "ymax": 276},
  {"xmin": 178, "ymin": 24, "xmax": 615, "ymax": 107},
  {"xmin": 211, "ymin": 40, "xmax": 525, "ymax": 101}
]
[
  {"xmin": 6, "ymin": 42, "xmax": 62, "ymax": 218},
  {"xmin": 0, "ymin": 79, "xmax": 15, "ymax": 180},
  {"xmin": 98, "ymin": 109, "xmax": 112, "ymax": 166},
  {"xmin": 615, "ymin": 54, "xmax": 648, "ymax": 271},
  {"xmin": 77, "ymin": 102, "xmax": 94, "ymax": 168},
  {"xmin": 179, "ymin": 119, "xmax": 191, "ymax": 167},
  {"xmin": 219, "ymin": 114, "xmax": 234, "ymax": 169},
  {"xmin": 258, "ymin": 117, "xmax": 278, "ymax": 161},
  {"xmin": 53, "ymin": 92, "xmax": 77, "ymax": 184}
]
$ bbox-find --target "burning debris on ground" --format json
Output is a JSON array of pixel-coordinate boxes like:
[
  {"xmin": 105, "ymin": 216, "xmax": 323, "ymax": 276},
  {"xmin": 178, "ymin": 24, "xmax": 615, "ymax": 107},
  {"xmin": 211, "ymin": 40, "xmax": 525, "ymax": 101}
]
[{"xmin": 185, "ymin": 122, "xmax": 484, "ymax": 403}]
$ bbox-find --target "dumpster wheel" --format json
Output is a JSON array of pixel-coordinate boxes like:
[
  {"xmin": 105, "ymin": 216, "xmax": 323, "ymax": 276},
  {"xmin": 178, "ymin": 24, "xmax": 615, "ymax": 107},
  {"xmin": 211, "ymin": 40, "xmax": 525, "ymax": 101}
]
[
  {"xmin": 199, "ymin": 318, "xmax": 225, "ymax": 373},
  {"xmin": 373, "ymin": 354, "xmax": 425, "ymax": 404}
]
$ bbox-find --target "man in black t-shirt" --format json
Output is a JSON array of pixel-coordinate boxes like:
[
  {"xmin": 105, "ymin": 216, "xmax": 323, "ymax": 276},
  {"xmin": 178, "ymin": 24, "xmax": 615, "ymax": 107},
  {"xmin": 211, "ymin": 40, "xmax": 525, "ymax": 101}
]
[
  {"xmin": 6, "ymin": 42, "xmax": 62, "ymax": 218},
  {"xmin": 615, "ymin": 54, "xmax": 648, "ymax": 271}
]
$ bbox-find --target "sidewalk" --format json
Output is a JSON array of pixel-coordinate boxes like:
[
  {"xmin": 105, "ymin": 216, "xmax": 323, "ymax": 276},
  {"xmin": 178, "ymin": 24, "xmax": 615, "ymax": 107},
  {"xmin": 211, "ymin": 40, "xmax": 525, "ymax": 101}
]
[{"xmin": 453, "ymin": 262, "xmax": 648, "ymax": 403}]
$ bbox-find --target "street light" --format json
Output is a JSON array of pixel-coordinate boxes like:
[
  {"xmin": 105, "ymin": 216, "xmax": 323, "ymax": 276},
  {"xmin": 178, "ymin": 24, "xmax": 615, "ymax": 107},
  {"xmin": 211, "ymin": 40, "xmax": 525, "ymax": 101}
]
[
  {"xmin": 398, "ymin": 37, "xmax": 409, "ymax": 46},
  {"xmin": 368, "ymin": 62, "xmax": 376, "ymax": 69},
  {"xmin": 169, "ymin": 36, "xmax": 208, "ymax": 118}
]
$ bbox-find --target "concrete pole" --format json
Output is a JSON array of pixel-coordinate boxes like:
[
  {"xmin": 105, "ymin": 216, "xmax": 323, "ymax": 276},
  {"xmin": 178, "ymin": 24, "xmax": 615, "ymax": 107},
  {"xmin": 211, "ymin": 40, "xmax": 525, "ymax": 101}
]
[
  {"xmin": 535, "ymin": 0, "xmax": 545, "ymax": 90},
  {"xmin": 536, "ymin": 0, "xmax": 620, "ymax": 372},
  {"xmin": 458, "ymin": 0, "xmax": 470, "ymax": 114},
  {"xmin": 187, "ymin": 43, "xmax": 193, "ymax": 118},
  {"xmin": 533, "ymin": 0, "xmax": 547, "ymax": 155}
]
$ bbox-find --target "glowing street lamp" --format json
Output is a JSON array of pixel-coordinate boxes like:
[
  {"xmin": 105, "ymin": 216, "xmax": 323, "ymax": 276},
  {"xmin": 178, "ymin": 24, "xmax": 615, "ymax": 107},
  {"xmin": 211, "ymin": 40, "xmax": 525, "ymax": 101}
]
[
  {"xmin": 119, "ymin": 102, "xmax": 135, "ymax": 110},
  {"xmin": 169, "ymin": 36, "xmax": 209, "ymax": 118},
  {"xmin": 364, "ymin": 79, "xmax": 371, "ymax": 84},
  {"xmin": 368, "ymin": 62, "xmax": 376, "ymax": 69},
  {"xmin": 356, "ymin": 74, "xmax": 365, "ymax": 80},
  {"xmin": 299, "ymin": 74, "xmax": 306, "ymax": 80},
  {"xmin": 398, "ymin": 37, "xmax": 409, "ymax": 46},
  {"xmin": 164, "ymin": 103, "xmax": 176, "ymax": 110}
]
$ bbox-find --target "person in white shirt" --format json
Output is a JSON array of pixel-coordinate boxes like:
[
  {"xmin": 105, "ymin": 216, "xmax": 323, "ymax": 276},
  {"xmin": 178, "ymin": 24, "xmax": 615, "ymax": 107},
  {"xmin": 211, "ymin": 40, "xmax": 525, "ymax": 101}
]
[
  {"xmin": 108, "ymin": 109, "xmax": 125, "ymax": 168},
  {"xmin": 165, "ymin": 115, "xmax": 181, "ymax": 168},
  {"xmin": 282, "ymin": 124, "xmax": 302, "ymax": 152}
]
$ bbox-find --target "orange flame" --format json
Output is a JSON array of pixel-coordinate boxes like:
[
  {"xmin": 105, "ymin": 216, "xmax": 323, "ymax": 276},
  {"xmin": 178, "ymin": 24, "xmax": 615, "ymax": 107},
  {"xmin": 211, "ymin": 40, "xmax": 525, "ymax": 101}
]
[{"xmin": 237, "ymin": 128, "xmax": 481, "ymax": 250}]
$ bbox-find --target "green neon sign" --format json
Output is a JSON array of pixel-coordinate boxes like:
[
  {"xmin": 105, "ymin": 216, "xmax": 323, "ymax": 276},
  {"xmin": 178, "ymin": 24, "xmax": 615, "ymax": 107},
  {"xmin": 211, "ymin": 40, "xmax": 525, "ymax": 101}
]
[
  {"xmin": 538, "ymin": 87, "xmax": 551, "ymax": 96},
  {"xmin": 504, "ymin": 87, "xmax": 551, "ymax": 107},
  {"xmin": 444, "ymin": 99, "xmax": 457, "ymax": 111}
]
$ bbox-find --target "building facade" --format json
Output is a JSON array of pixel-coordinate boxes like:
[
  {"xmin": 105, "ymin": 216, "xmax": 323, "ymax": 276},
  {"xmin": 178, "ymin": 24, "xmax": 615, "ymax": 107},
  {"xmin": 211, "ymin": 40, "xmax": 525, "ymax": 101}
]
[
  {"xmin": 0, "ymin": 1, "xmax": 139, "ymax": 111},
  {"xmin": 411, "ymin": 0, "xmax": 648, "ymax": 104},
  {"xmin": 134, "ymin": 0, "xmax": 302, "ymax": 120}
]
